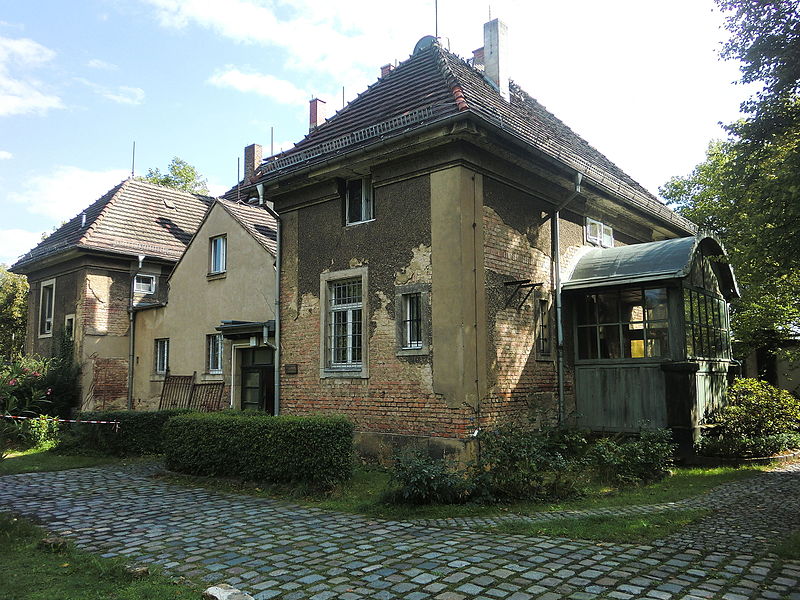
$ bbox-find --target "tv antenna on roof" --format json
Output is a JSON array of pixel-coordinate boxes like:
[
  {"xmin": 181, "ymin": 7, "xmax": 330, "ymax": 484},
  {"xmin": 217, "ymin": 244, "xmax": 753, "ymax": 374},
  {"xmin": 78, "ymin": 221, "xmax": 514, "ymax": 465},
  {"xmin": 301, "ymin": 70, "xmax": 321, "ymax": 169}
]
[
  {"xmin": 130, "ymin": 141, "xmax": 136, "ymax": 178},
  {"xmin": 435, "ymin": 0, "xmax": 438, "ymax": 38}
]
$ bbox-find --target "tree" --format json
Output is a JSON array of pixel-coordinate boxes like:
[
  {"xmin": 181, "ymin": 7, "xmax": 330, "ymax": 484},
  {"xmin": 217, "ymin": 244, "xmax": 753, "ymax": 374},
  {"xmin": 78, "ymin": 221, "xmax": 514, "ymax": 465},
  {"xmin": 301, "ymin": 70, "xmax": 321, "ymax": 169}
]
[
  {"xmin": 141, "ymin": 157, "xmax": 209, "ymax": 194},
  {"xmin": 0, "ymin": 265, "xmax": 29, "ymax": 360},
  {"xmin": 661, "ymin": 0, "xmax": 800, "ymax": 356}
]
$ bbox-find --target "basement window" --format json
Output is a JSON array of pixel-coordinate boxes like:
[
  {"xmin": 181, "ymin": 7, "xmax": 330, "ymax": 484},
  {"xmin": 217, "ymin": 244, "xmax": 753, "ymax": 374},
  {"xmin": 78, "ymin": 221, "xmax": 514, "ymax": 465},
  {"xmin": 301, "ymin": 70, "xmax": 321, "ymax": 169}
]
[
  {"xmin": 586, "ymin": 218, "xmax": 614, "ymax": 248},
  {"xmin": 345, "ymin": 177, "xmax": 374, "ymax": 225}
]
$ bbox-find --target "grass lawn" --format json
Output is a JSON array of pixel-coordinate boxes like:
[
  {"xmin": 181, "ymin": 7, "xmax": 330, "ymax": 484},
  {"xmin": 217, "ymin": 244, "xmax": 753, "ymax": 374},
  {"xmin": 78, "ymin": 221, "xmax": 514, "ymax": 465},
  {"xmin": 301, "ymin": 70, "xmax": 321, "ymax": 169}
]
[
  {"xmin": 159, "ymin": 463, "xmax": 767, "ymax": 521},
  {"xmin": 476, "ymin": 509, "xmax": 711, "ymax": 544},
  {"xmin": 0, "ymin": 447, "xmax": 149, "ymax": 476},
  {"xmin": 0, "ymin": 513, "xmax": 197, "ymax": 600},
  {"xmin": 773, "ymin": 531, "xmax": 800, "ymax": 560}
]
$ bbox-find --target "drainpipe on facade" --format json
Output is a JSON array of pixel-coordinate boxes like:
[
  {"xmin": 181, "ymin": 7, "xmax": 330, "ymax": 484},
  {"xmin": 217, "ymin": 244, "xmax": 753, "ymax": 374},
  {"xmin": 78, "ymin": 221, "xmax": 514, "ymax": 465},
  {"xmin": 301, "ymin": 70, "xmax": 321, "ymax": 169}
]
[
  {"xmin": 552, "ymin": 173, "xmax": 582, "ymax": 425},
  {"xmin": 257, "ymin": 183, "xmax": 281, "ymax": 415},
  {"xmin": 127, "ymin": 254, "xmax": 145, "ymax": 410}
]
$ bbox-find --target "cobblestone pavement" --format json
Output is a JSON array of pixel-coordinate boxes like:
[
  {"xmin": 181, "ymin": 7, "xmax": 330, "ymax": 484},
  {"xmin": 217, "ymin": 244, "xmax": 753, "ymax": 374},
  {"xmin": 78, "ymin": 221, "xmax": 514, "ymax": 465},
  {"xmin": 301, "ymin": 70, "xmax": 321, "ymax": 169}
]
[{"xmin": 1, "ymin": 463, "xmax": 799, "ymax": 600}]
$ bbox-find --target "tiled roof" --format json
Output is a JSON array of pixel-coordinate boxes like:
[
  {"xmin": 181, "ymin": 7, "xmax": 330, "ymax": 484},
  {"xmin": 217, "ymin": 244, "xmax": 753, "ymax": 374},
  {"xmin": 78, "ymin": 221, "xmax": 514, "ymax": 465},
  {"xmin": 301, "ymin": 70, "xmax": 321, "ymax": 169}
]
[
  {"xmin": 242, "ymin": 43, "xmax": 694, "ymax": 234},
  {"xmin": 217, "ymin": 198, "xmax": 277, "ymax": 256},
  {"xmin": 12, "ymin": 179, "xmax": 214, "ymax": 271}
]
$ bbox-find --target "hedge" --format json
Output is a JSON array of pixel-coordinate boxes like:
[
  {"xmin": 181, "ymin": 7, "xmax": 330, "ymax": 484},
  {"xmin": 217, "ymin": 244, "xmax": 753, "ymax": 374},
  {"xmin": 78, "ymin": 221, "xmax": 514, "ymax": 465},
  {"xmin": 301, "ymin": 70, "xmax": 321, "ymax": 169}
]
[
  {"xmin": 163, "ymin": 412, "xmax": 354, "ymax": 486},
  {"xmin": 57, "ymin": 410, "xmax": 191, "ymax": 456}
]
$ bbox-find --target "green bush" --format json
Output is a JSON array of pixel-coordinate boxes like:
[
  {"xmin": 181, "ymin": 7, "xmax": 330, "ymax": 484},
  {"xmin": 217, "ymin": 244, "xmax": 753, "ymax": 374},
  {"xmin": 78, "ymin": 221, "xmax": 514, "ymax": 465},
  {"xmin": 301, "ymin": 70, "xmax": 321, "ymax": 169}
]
[
  {"xmin": 713, "ymin": 378, "xmax": 800, "ymax": 437},
  {"xmin": 588, "ymin": 429, "xmax": 675, "ymax": 486},
  {"xmin": 164, "ymin": 413, "xmax": 354, "ymax": 486},
  {"xmin": 20, "ymin": 415, "xmax": 60, "ymax": 449},
  {"xmin": 57, "ymin": 410, "xmax": 191, "ymax": 456},
  {"xmin": 473, "ymin": 425, "xmax": 590, "ymax": 501},
  {"xmin": 697, "ymin": 432, "xmax": 800, "ymax": 458},
  {"xmin": 383, "ymin": 448, "xmax": 469, "ymax": 505}
]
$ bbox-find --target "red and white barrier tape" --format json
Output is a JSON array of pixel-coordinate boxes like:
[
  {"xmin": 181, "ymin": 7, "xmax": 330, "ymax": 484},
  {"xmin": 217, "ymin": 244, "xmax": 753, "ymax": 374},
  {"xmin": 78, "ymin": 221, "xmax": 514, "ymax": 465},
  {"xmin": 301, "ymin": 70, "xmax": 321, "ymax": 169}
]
[{"xmin": 2, "ymin": 415, "xmax": 120, "ymax": 426}]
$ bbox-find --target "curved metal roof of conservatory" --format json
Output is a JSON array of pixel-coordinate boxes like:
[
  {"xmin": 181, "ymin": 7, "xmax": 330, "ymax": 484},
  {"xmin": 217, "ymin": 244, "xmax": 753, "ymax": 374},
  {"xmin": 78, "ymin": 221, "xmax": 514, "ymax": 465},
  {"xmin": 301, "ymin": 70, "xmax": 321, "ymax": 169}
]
[{"xmin": 563, "ymin": 234, "xmax": 739, "ymax": 299}]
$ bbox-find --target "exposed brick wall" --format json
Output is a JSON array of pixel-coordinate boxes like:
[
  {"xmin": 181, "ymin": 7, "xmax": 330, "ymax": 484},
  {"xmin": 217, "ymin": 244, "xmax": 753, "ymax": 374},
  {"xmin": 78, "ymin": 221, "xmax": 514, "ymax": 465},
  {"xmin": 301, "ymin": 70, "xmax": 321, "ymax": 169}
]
[
  {"xmin": 82, "ymin": 272, "xmax": 130, "ymax": 336},
  {"xmin": 91, "ymin": 357, "xmax": 128, "ymax": 410}
]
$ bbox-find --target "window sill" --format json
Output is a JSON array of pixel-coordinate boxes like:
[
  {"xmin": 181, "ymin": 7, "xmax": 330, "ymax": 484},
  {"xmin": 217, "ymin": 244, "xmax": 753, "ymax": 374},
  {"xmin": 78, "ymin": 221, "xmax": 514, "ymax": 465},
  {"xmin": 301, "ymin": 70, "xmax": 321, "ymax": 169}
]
[
  {"xmin": 345, "ymin": 218, "xmax": 375, "ymax": 228},
  {"xmin": 37, "ymin": 332, "xmax": 53, "ymax": 339},
  {"xmin": 321, "ymin": 367, "xmax": 368, "ymax": 379},
  {"xmin": 397, "ymin": 346, "xmax": 428, "ymax": 357},
  {"xmin": 151, "ymin": 373, "xmax": 167, "ymax": 381},
  {"xmin": 207, "ymin": 272, "xmax": 227, "ymax": 281}
]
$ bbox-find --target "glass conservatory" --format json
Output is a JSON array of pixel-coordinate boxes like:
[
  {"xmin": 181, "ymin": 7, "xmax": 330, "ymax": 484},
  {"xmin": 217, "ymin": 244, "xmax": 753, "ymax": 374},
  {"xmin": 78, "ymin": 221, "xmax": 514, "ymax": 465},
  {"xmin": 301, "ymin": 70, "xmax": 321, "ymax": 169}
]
[{"xmin": 562, "ymin": 234, "xmax": 739, "ymax": 447}]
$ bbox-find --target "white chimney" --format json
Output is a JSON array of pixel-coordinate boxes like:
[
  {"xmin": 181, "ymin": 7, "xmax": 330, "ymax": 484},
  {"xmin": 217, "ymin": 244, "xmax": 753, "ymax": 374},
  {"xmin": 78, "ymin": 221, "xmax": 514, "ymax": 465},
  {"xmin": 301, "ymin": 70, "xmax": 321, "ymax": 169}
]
[
  {"xmin": 309, "ymin": 98, "xmax": 327, "ymax": 132},
  {"xmin": 483, "ymin": 18, "xmax": 509, "ymax": 101}
]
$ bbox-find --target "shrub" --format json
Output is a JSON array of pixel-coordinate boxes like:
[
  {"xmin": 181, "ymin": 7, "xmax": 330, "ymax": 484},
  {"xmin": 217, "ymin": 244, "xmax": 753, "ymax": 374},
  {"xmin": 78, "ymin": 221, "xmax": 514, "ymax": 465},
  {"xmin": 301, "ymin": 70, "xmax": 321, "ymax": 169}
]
[
  {"xmin": 473, "ymin": 425, "xmax": 590, "ymax": 501},
  {"xmin": 384, "ymin": 447, "xmax": 469, "ymax": 505},
  {"xmin": 20, "ymin": 414, "xmax": 61, "ymax": 448},
  {"xmin": 57, "ymin": 410, "xmax": 191, "ymax": 456},
  {"xmin": 713, "ymin": 378, "xmax": 800, "ymax": 437},
  {"xmin": 588, "ymin": 429, "xmax": 675, "ymax": 486},
  {"xmin": 697, "ymin": 432, "xmax": 800, "ymax": 458},
  {"xmin": 164, "ymin": 413, "xmax": 354, "ymax": 486}
]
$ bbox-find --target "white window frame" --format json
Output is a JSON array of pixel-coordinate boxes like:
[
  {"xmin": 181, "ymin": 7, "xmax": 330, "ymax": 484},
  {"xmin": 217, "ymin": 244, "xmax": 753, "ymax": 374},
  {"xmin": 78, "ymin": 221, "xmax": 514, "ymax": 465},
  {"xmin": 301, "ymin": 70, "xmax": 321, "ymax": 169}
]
[
  {"xmin": 320, "ymin": 267, "xmax": 369, "ymax": 378},
  {"xmin": 64, "ymin": 314, "xmax": 75, "ymax": 341},
  {"xmin": 586, "ymin": 217, "xmax": 614, "ymax": 248},
  {"xmin": 38, "ymin": 278, "xmax": 55, "ymax": 338},
  {"xmin": 345, "ymin": 177, "xmax": 374, "ymax": 226},
  {"xmin": 207, "ymin": 333, "xmax": 223, "ymax": 374},
  {"xmin": 154, "ymin": 338, "xmax": 169, "ymax": 374},
  {"xmin": 210, "ymin": 235, "xmax": 227, "ymax": 274},
  {"xmin": 134, "ymin": 274, "xmax": 156, "ymax": 294}
]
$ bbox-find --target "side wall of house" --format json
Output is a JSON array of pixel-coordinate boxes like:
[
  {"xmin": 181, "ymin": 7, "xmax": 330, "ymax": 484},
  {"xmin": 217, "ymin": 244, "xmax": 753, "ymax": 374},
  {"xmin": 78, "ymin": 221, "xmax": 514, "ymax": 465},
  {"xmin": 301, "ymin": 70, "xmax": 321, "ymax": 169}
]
[
  {"xmin": 133, "ymin": 205, "xmax": 275, "ymax": 409},
  {"xmin": 279, "ymin": 164, "xmax": 480, "ymax": 456}
]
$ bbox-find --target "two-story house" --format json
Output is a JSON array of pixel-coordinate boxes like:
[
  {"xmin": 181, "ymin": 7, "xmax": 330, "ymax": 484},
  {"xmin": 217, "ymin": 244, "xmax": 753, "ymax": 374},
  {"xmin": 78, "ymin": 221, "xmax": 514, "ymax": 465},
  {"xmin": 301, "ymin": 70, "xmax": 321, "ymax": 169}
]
[
  {"xmin": 230, "ymin": 20, "xmax": 738, "ymax": 456},
  {"xmin": 11, "ymin": 179, "xmax": 213, "ymax": 411}
]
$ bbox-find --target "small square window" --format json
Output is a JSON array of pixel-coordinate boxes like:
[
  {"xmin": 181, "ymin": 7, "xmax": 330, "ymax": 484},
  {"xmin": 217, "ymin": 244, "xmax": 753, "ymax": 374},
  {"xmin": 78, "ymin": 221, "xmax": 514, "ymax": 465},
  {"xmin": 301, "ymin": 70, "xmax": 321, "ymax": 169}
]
[
  {"xmin": 346, "ymin": 177, "xmax": 374, "ymax": 225},
  {"xmin": 210, "ymin": 235, "xmax": 227, "ymax": 274},
  {"xmin": 154, "ymin": 338, "xmax": 169, "ymax": 374},
  {"xmin": 207, "ymin": 333, "xmax": 223, "ymax": 373},
  {"xmin": 586, "ymin": 218, "xmax": 614, "ymax": 248},
  {"xmin": 134, "ymin": 274, "xmax": 156, "ymax": 294}
]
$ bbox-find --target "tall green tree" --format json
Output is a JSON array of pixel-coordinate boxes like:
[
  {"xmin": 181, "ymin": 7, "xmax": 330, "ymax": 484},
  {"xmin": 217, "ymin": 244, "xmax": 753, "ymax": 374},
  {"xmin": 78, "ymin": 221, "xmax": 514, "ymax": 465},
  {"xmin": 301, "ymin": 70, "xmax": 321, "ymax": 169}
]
[
  {"xmin": 141, "ymin": 157, "xmax": 209, "ymax": 195},
  {"xmin": 0, "ymin": 265, "xmax": 29, "ymax": 360},
  {"xmin": 661, "ymin": 0, "xmax": 800, "ymax": 355}
]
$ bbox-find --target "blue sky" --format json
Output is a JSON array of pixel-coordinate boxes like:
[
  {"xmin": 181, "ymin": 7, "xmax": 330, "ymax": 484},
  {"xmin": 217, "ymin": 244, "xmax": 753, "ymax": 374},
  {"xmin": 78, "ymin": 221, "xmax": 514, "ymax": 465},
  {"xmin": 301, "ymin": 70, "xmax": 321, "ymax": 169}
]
[{"xmin": 0, "ymin": 0, "xmax": 751, "ymax": 266}]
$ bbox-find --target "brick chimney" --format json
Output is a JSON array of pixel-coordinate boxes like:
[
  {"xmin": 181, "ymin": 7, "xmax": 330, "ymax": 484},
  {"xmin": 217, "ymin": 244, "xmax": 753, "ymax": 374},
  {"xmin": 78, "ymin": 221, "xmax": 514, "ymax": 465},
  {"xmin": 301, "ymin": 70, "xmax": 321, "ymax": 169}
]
[
  {"xmin": 380, "ymin": 64, "xmax": 395, "ymax": 78},
  {"xmin": 484, "ymin": 18, "xmax": 509, "ymax": 101},
  {"xmin": 472, "ymin": 47, "xmax": 485, "ymax": 70},
  {"xmin": 244, "ymin": 143, "xmax": 262, "ymax": 182},
  {"xmin": 309, "ymin": 98, "xmax": 327, "ymax": 132}
]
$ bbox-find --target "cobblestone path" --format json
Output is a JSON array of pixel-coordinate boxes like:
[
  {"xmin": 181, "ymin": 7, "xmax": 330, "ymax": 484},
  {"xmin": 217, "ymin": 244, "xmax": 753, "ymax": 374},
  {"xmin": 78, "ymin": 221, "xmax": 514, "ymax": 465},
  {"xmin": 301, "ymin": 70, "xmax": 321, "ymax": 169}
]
[{"xmin": 1, "ymin": 462, "xmax": 799, "ymax": 600}]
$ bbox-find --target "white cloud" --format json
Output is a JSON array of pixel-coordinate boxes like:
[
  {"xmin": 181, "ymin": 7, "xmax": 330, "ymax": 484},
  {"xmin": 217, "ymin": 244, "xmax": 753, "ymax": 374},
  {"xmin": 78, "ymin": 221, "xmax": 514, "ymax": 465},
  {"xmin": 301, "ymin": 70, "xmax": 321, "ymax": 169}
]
[
  {"xmin": 0, "ymin": 36, "xmax": 63, "ymax": 116},
  {"xmin": 0, "ymin": 228, "xmax": 44, "ymax": 266},
  {"xmin": 8, "ymin": 166, "xmax": 130, "ymax": 221},
  {"xmin": 0, "ymin": 150, "xmax": 12, "ymax": 160},
  {"xmin": 87, "ymin": 58, "xmax": 118, "ymax": 70},
  {"xmin": 74, "ymin": 77, "xmax": 145, "ymax": 105},
  {"xmin": 208, "ymin": 67, "xmax": 307, "ymax": 105}
]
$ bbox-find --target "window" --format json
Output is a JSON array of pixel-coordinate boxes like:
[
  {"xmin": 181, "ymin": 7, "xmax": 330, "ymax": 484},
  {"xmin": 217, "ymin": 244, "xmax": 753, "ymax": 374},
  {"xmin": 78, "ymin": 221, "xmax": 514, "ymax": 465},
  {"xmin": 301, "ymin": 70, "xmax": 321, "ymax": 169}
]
[
  {"xmin": 586, "ymin": 218, "xmax": 614, "ymax": 248},
  {"xmin": 154, "ymin": 338, "xmax": 169, "ymax": 374},
  {"xmin": 134, "ymin": 274, "xmax": 156, "ymax": 294},
  {"xmin": 64, "ymin": 314, "xmax": 75, "ymax": 340},
  {"xmin": 207, "ymin": 333, "xmax": 223, "ymax": 373},
  {"xmin": 210, "ymin": 235, "xmax": 227, "ymax": 274},
  {"xmin": 576, "ymin": 287, "xmax": 669, "ymax": 361},
  {"xmin": 329, "ymin": 278, "xmax": 363, "ymax": 367},
  {"xmin": 401, "ymin": 293, "xmax": 422, "ymax": 349},
  {"xmin": 345, "ymin": 177, "xmax": 374, "ymax": 225},
  {"xmin": 39, "ymin": 279, "xmax": 55, "ymax": 337},
  {"xmin": 320, "ymin": 267, "xmax": 368, "ymax": 377},
  {"xmin": 537, "ymin": 299, "xmax": 552, "ymax": 358},
  {"xmin": 684, "ymin": 288, "xmax": 730, "ymax": 360}
]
